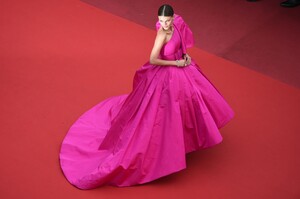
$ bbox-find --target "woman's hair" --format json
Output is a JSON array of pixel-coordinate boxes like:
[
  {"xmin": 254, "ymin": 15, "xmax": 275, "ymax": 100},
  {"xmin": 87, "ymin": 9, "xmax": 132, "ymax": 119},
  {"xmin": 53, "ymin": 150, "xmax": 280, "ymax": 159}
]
[{"xmin": 158, "ymin": 4, "xmax": 174, "ymax": 16}]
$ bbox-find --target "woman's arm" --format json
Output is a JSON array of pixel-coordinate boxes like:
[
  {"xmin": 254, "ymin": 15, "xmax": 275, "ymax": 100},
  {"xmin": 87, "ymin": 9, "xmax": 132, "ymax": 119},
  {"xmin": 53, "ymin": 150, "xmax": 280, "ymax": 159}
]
[{"xmin": 149, "ymin": 28, "xmax": 186, "ymax": 67}]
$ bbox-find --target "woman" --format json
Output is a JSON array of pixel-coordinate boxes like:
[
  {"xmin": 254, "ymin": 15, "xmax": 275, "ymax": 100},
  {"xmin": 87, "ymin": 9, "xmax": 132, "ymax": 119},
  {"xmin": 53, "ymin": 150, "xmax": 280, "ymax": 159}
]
[{"xmin": 59, "ymin": 4, "xmax": 234, "ymax": 189}]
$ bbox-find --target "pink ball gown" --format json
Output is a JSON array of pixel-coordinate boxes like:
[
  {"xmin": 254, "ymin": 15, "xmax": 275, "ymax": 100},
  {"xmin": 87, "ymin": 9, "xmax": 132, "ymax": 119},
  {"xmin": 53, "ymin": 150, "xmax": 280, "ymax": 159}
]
[{"xmin": 59, "ymin": 14, "xmax": 234, "ymax": 189}]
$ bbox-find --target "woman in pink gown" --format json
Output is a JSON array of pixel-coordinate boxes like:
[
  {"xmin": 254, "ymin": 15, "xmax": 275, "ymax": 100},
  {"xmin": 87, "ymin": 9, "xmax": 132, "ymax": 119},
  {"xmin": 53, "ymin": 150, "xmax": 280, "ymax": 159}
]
[{"xmin": 59, "ymin": 4, "xmax": 234, "ymax": 189}]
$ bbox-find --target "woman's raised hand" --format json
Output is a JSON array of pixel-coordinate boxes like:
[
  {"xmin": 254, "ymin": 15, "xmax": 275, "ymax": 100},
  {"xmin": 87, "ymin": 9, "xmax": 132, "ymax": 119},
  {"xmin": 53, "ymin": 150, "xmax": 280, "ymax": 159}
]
[{"xmin": 183, "ymin": 54, "xmax": 191, "ymax": 65}]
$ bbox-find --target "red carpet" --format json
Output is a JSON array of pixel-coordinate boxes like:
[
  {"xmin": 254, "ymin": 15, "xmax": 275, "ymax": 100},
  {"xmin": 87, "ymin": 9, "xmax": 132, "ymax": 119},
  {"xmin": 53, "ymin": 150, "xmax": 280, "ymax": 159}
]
[{"xmin": 0, "ymin": 0, "xmax": 299, "ymax": 198}]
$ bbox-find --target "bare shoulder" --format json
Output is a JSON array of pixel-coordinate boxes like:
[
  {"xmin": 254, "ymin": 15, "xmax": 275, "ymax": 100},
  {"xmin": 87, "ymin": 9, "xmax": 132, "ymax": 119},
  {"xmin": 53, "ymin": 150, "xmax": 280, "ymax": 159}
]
[{"xmin": 156, "ymin": 27, "xmax": 167, "ymax": 40}]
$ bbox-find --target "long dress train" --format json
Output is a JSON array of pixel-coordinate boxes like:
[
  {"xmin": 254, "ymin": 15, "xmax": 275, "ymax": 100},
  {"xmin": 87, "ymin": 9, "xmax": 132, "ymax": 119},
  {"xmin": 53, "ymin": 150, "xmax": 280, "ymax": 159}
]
[{"xmin": 59, "ymin": 14, "xmax": 235, "ymax": 189}]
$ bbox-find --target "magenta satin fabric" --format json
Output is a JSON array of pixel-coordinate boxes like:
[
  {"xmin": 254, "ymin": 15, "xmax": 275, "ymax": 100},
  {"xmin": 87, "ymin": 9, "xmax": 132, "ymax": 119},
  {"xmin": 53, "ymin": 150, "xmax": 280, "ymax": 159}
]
[{"xmin": 59, "ymin": 14, "xmax": 234, "ymax": 189}]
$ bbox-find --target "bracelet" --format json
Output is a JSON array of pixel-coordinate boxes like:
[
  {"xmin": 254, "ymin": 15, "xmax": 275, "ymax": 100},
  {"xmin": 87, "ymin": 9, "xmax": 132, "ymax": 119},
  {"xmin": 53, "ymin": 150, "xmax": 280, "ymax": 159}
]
[{"xmin": 176, "ymin": 60, "xmax": 180, "ymax": 67}]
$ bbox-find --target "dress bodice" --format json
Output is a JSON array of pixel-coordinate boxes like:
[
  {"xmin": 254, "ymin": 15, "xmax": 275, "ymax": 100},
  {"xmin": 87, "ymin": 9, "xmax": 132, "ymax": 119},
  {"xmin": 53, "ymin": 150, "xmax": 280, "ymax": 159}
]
[{"xmin": 159, "ymin": 26, "xmax": 183, "ymax": 61}]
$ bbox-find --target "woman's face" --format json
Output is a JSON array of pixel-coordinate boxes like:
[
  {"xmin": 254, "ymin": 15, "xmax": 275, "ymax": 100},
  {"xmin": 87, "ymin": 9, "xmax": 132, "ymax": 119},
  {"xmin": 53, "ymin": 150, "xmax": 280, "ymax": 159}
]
[{"xmin": 158, "ymin": 16, "xmax": 173, "ymax": 30}]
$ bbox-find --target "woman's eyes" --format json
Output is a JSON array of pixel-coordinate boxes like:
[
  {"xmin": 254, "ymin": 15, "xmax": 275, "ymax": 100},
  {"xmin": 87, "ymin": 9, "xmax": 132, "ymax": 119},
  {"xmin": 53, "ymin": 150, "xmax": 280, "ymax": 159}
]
[{"xmin": 160, "ymin": 20, "xmax": 170, "ymax": 23}]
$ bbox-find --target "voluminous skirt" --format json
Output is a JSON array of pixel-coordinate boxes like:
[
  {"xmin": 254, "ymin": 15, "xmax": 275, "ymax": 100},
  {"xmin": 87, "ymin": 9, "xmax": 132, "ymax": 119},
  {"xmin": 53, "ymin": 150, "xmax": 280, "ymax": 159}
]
[{"xmin": 59, "ymin": 60, "xmax": 234, "ymax": 189}]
